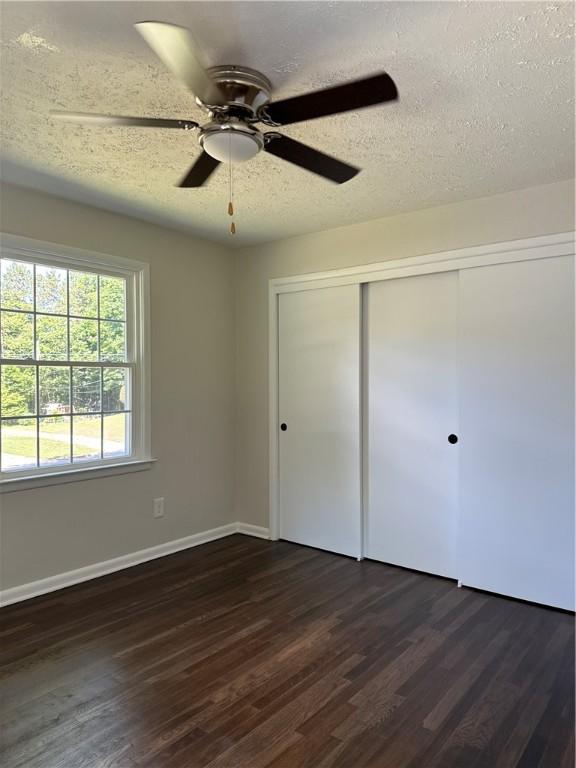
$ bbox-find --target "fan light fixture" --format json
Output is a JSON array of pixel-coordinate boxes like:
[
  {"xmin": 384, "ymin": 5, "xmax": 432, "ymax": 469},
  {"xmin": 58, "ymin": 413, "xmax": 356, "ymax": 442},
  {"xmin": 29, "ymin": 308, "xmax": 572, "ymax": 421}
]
[{"xmin": 201, "ymin": 127, "xmax": 262, "ymax": 163}]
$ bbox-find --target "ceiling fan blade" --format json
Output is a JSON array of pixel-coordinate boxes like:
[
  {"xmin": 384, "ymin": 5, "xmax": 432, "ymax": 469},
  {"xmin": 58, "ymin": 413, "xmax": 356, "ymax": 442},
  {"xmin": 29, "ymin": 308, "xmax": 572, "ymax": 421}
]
[
  {"xmin": 50, "ymin": 111, "xmax": 199, "ymax": 130},
  {"xmin": 264, "ymin": 134, "xmax": 359, "ymax": 184},
  {"xmin": 178, "ymin": 152, "xmax": 220, "ymax": 187},
  {"xmin": 261, "ymin": 73, "xmax": 398, "ymax": 126},
  {"xmin": 135, "ymin": 21, "xmax": 226, "ymax": 106}
]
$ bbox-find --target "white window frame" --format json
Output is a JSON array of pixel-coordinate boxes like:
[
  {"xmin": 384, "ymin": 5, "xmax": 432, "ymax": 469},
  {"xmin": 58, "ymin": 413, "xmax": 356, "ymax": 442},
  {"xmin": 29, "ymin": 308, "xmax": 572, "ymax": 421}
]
[{"xmin": 0, "ymin": 233, "xmax": 153, "ymax": 491}]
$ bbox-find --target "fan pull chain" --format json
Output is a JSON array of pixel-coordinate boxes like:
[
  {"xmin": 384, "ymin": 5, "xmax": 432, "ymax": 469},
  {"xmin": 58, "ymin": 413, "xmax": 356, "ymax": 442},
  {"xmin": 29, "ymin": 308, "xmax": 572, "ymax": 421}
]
[{"xmin": 228, "ymin": 133, "xmax": 236, "ymax": 235}]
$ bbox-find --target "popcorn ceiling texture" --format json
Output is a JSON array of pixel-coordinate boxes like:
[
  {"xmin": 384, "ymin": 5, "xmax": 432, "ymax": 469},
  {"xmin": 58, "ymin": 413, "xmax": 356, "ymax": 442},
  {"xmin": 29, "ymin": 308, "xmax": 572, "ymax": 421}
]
[{"xmin": 1, "ymin": 1, "xmax": 574, "ymax": 246}]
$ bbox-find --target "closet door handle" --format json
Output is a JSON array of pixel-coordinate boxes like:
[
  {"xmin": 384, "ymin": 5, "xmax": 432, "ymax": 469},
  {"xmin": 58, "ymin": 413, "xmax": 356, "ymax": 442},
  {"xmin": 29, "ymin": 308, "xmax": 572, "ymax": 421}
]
[
  {"xmin": 448, "ymin": 434, "xmax": 458, "ymax": 444},
  {"xmin": 280, "ymin": 423, "xmax": 287, "ymax": 432}
]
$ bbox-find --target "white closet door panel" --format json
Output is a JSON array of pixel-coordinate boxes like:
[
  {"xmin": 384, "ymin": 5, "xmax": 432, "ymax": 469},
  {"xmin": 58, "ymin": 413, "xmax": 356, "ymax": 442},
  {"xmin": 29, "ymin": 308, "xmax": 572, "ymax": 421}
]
[
  {"xmin": 278, "ymin": 285, "xmax": 361, "ymax": 558},
  {"xmin": 460, "ymin": 256, "xmax": 575, "ymax": 610},
  {"xmin": 367, "ymin": 272, "xmax": 459, "ymax": 577}
]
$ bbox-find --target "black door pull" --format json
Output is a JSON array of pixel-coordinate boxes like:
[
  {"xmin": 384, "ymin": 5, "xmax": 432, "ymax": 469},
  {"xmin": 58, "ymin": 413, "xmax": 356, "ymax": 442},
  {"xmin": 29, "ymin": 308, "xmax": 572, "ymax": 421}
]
[
  {"xmin": 448, "ymin": 434, "xmax": 458, "ymax": 444},
  {"xmin": 280, "ymin": 423, "xmax": 287, "ymax": 432}
]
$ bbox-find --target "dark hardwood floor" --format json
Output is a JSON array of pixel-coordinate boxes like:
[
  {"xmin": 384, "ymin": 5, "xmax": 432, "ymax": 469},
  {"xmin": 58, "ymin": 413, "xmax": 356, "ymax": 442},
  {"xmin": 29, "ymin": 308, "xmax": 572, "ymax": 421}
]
[{"xmin": 0, "ymin": 535, "xmax": 574, "ymax": 768}]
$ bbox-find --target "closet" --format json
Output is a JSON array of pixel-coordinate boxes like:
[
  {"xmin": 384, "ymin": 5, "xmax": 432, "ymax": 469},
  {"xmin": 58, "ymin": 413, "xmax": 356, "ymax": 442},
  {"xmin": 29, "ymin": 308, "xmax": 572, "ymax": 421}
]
[{"xmin": 276, "ymin": 248, "xmax": 574, "ymax": 610}]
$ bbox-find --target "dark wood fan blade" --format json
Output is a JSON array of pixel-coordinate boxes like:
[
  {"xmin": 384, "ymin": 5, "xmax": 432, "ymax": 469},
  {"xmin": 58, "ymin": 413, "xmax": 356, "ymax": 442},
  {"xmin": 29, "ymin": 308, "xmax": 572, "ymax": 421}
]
[
  {"xmin": 264, "ymin": 134, "xmax": 359, "ymax": 184},
  {"xmin": 136, "ymin": 22, "xmax": 226, "ymax": 106},
  {"xmin": 178, "ymin": 152, "xmax": 220, "ymax": 187},
  {"xmin": 50, "ymin": 111, "xmax": 199, "ymax": 130},
  {"xmin": 261, "ymin": 73, "xmax": 398, "ymax": 126}
]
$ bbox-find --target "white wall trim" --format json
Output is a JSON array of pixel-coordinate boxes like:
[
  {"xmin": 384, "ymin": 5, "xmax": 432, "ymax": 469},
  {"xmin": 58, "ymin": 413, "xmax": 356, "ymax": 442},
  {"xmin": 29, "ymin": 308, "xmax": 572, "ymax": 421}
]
[
  {"xmin": 0, "ymin": 231, "xmax": 149, "ymax": 272},
  {"xmin": 0, "ymin": 458, "xmax": 156, "ymax": 493},
  {"xmin": 269, "ymin": 231, "xmax": 575, "ymax": 294},
  {"xmin": 236, "ymin": 522, "xmax": 271, "ymax": 539},
  {"xmin": 268, "ymin": 230, "xmax": 575, "ymax": 543},
  {"xmin": 0, "ymin": 521, "xmax": 271, "ymax": 607}
]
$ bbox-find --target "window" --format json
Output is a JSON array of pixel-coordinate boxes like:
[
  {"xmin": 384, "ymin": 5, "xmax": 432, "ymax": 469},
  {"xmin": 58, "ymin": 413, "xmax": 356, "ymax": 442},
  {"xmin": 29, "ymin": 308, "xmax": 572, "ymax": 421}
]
[{"xmin": 0, "ymin": 236, "xmax": 150, "ymax": 485}]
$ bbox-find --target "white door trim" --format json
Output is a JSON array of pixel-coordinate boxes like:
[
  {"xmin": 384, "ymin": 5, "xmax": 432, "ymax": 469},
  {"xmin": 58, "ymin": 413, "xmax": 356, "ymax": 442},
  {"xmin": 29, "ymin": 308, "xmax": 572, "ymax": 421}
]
[{"xmin": 268, "ymin": 231, "xmax": 575, "ymax": 540}]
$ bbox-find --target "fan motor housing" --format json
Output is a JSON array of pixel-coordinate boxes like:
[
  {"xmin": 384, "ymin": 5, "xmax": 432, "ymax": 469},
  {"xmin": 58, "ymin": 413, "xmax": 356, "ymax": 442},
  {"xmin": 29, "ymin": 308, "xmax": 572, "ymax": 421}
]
[{"xmin": 196, "ymin": 65, "xmax": 273, "ymax": 117}]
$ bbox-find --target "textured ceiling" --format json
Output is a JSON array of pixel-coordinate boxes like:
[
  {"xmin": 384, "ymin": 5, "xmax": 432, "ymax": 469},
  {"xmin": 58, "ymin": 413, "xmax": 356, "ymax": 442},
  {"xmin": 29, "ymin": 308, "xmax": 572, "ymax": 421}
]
[{"xmin": 1, "ymin": 1, "xmax": 574, "ymax": 246}]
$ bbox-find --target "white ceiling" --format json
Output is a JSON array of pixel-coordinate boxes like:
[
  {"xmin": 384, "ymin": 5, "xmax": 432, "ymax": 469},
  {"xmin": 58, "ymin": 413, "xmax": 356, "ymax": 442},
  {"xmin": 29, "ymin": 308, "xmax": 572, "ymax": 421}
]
[{"xmin": 1, "ymin": 1, "xmax": 574, "ymax": 246}]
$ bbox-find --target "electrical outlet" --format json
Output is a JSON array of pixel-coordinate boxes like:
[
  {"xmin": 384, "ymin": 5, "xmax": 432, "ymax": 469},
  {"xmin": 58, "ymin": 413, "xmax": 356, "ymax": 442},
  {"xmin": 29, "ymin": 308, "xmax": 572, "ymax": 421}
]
[{"xmin": 153, "ymin": 498, "xmax": 164, "ymax": 518}]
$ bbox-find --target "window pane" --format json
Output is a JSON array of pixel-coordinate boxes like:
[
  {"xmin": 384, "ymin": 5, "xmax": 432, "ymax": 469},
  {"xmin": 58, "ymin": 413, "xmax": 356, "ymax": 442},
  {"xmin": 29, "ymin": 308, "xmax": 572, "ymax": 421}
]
[
  {"xmin": 1, "ymin": 258, "xmax": 136, "ymax": 474},
  {"xmin": 72, "ymin": 367, "xmax": 101, "ymax": 413},
  {"xmin": 103, "ymin": 412, "xmax": 129, "ymax": 458},
  {"xmin": 70, "ymin": 318, "xmax": 98, "ymax": 361},
  {"xmin": 103, "ymin": 368, "xmax": 129, "ymax": 411},
  {"xmin": 1, "ymin": 365, "xmax": 36, "ymax": 417},
  {"xmin": 99, "ymin": 275, "xmax": 125, "ymax": 320},
  {"xmin": 100, "ymin": 321, "xmax": 125, "ymax": 362},
  {"xmin": 1, "ymin": 417, "xmax": 37, "ymax": 470},
  {"xmin": 72, "ymin": 414, "xmax": 101, "ymax": 462},
  {"xmin": 39, "ymin": 367, "xmax": 70, "ymax": 415},
  {"xmin": 39, "ymin": 416, "xmax": 71, "ymax": 466},
  {"xmin": 70, "ymin": 271, "xmax": 98, "ymax": 318},
  {"xmin": 1, "ymin": 310, "xmax": 34, "ymax": 359},
  {"xmin": 36, "ymin": 265, "xmax": 67, "ymax": 315},
  {"xmin": 0, "ymin": 260, "xmax": 34, "ymax": 310},
  {"xmin": 36, "ymin": 315, "xmax": 68, "ymax": 360}
]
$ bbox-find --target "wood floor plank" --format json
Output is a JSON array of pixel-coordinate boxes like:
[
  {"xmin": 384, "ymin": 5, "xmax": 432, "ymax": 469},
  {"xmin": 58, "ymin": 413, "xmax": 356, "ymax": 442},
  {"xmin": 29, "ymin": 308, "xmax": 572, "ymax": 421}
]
[{"xmin": 0, "ymin": 535, "xmax": 573, "ymax": 768}]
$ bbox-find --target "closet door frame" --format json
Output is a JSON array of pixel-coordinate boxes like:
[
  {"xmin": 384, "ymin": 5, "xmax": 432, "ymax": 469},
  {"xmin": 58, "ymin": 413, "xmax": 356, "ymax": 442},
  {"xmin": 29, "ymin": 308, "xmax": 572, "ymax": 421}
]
[{"xmin": 268, "ymin": 232, "xmax": 574, "ymax": 545}]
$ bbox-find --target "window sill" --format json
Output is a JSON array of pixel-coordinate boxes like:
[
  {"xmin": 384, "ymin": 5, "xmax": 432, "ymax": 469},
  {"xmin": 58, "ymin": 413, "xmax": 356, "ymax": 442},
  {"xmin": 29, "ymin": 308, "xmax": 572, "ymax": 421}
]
[{"xmin": 0, "ymin": 458, "xmax": 156, "ymax": 493}]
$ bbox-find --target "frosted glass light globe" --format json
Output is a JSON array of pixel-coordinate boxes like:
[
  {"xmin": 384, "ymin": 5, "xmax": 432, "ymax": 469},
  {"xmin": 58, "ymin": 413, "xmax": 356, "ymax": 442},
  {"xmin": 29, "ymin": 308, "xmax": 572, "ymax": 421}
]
[{"xmin": 202, "ymin": 130, "xmax": 261, "ymax": 163}]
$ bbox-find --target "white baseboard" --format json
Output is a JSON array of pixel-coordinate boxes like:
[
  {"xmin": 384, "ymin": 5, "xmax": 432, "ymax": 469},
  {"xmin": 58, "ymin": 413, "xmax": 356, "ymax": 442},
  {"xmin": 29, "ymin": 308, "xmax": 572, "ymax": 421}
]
[
  {"xmin": 236, "ymin": 522, "xmax": 271, "ymax": 539},
  {"xmin": 0, "ymin": 521, "xmax": 271, "ymax": 607}
]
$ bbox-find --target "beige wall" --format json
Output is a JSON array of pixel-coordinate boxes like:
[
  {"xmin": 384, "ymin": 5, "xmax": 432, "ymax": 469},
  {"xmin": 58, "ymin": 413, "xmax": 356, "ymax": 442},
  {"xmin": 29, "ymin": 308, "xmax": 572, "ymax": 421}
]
[
  {"xmin": 0, "ymin": 183, "xmax": 236, "ymax": 588},
  {"xmin": 234, "ymin": 179, "xmax": 575, "ymax": 527}
]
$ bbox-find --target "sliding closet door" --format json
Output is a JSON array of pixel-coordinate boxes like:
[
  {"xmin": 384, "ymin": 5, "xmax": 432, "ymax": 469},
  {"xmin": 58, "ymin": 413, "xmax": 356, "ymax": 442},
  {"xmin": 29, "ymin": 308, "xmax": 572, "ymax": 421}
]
[
  {"xmin": 367, "ymin": 272, "xmax": 459, "ymax": 577},
  {"xmin": 278, "ymin": 285, "xmax": 361, "ymax": 557},
  {"xmin": 459, "ymin": 256, "xmax": 575, "ymax": 610}
]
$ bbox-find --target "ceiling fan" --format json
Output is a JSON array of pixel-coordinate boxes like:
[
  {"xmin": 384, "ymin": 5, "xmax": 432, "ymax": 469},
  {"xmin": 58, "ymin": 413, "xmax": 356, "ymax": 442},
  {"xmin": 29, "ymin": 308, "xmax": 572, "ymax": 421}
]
[{"xmin": 51, "ymin": 21, "xmax": 399, "ymax": 187}]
